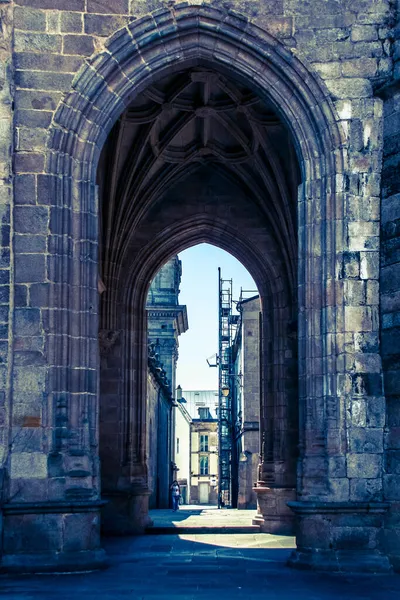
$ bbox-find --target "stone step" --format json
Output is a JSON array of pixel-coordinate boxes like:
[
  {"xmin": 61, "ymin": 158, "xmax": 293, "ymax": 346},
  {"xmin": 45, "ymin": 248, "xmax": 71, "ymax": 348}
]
[{"xmin": 146, "ymin": 524, "xmax": 261, "ymax": 535}]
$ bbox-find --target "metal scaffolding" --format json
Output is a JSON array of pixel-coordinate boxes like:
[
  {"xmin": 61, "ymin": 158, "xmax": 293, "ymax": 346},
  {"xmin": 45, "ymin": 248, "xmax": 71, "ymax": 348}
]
[{"xmin": 217, "ymin": 268, "xmax": 239, "ymax": 508}]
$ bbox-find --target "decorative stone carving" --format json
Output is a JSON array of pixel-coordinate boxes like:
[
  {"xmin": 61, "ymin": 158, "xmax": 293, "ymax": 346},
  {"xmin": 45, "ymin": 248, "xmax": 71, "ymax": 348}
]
[{"xmin": 98, "ymin": 330, "xmax": 121, "ymax": 356}]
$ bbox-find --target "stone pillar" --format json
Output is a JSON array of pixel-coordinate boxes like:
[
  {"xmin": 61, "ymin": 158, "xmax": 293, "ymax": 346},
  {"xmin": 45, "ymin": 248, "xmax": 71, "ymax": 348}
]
[
  {"xmin": 99, "ymin": 306, "xmax": 153, "ymax": 534},
  {"xmin": 288, "ymin": 110, "xmax": 391, "ymax": 570},
  {"xmin": 254, "ymin": 300, "xmax": 297, "ymax": 534}
]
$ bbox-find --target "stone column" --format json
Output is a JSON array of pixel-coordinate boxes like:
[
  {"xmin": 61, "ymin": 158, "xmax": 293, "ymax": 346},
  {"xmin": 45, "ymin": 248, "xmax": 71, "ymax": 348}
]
[
  {"xmin": 99, "ymin": 298, "xmax": 152, "ymax": 535},
  {"xmin": 254, "ymin": 298, "xmax": 297, "ymax": 534},
  {"xmin": 0, "ymin": 0, "xmax": 14, "ymax": 567},
  {"xmin": 288, "ymin": 109, "xmax": 391, "ymax": 571}
]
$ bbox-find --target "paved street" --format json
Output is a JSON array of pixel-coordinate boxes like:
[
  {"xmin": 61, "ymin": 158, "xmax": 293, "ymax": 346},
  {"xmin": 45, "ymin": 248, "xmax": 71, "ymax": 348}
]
[{"xmin": 0, "ymin": 507, "xmax": 398, "ymax": 599}]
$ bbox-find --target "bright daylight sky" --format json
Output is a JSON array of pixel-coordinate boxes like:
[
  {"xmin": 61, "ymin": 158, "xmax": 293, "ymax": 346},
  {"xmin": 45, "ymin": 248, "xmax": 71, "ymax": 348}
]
[{"xmin": 175, "ymin": 243, "xmax": 257, "ymax": 391}]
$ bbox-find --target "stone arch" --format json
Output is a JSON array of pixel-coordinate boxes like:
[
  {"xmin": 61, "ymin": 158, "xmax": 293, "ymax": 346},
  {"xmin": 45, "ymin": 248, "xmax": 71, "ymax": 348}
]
[
  {"xmin": 11, "ymin": 3, "xmax": 391, "ymax": 574},
  {"xmin": 45, "ymin": 5, "xmax": 346, "ymax": 486}
]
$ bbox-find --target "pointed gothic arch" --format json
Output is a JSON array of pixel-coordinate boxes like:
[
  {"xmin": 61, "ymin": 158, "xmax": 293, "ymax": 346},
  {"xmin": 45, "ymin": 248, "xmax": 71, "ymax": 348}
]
[{"xmin": 4, "ymin": 4, "xmax": 390, "ymax": 574}]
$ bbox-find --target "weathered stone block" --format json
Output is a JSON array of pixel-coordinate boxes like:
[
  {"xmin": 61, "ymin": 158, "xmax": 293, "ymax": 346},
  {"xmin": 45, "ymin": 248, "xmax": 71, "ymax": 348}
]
[
  {"xmin": 298, "ymin": 515, "xmax": 331, "ymax": 550},
  {"xmin": 15, "ymin": 70, "xmax": 74, "ymax": 92},
  {"xmin": 344, "ymin": 280, "xmax": 366, "ymax": 305},
  {"xmin": 352, "ymin": 372, "xmax": 383, "ymax": 397},
  {"xmin": 14, "ymin": 308, "xmax": 41, "ymax": 337},
  {"xmin": 345, "ymin": 306, "xmax": 373, "ymax": 332},
  {"xmin": 341, "ymin": 58, "xmax": 378, "ymax": 77},
  {"xmin": 15, "ymin": 109, "xmax": 53, "ymax": 129},
  {"xmin": 14, "ymin": 6, "xmax": 46, "ymax": 31},
  {"xmin": 63, "ymin": 513, "xmax": 100, "ymax": 552},
  {"xmin": 14, "ymin": 206, "xmax": 48, "ymax": 234},
  {"xmin": 342, "ymin": 251, "xmax": 360, "ymax": 278},
  {"xmin": 14, "ymin": 284, "xmax": 27, "ymax": 307},
  {"xmin": 14, "ymin": 153, "xmax": 45, "ymax": 173},
  {"xmin": 13, "ymin": 350, "xmax": 46, "ymax": 366},
  {"xmin": 3, "ymin": 513, "xmax": 62, "ymax": 554},
  {"xmin": 15, "ymin": 254, "xmax": 46, "ymax": 283},
  {"xmin": 354, "ymin": 353, "xmax": 382, "ymax": 373},
  {"xmin": 60, "ymin": 11, "xmax": 83, "ymax": 33},
  {"xmin": 350, "ymin": 477, "xmax": 382, "ymax": 501},
  {"xmin": 63, "ymin": 34, "xmax": 95, "ymax": 56},
  {"xmin": 0, "ymin": 249, "xmax": 10, "ymax": 269},
  {"xmin": 87, "ymin": 0, "xmax": 128, "ymax": 13},
  {"xmin": 10, "ymin": 452, "xmax": 47, "ymax": 479},
  {"xmin": 325, "ymin": 78, "xmax": 372, "ymax": 99},
  {"xmin": 16, "ymin": 127, "xmax": 47, "ymax": 152},
  {"xmin": 312, "ymin": 61, "xmax": 341, "ymax": 79},
  {"xmin": 13, "ymin": 366, "xmax": 46, "ymax": 394},
  {"xmin": 15, "ymin": 90, "xmax": 62, "ymax": 111},
  {"xmin": 360, "ymin": 252, "xmax": 379, "ymax": 280},
  {"xmin": 384, "ymin": 475, "xmax": 400, "ymax": 500},
  {"xmin": 347, "ymin": 453, "xmax": 382, "ymax": 478},
  {"xmin": 15, "ymin": 52, "xmax": 82, "ymax": 73},
  {"xmin": 351, "ymin": 25, "xmax": 379, "ymax": 42},
  {"xmin": 349, "ymin": 428, "xmax": 383, "ymax": 453},
  {"xmin": 84, "ymin": 13, "xmax": 128, "ymax": 36},
  {"xmin": 14, "ymin": 234, "xmax": 47, "ymax": 253},
  {"xmin": 14, "ymin": 32, "xmax": 62, "ymax": 53},
  {"xmin": 15, "ymin": 0, "xmax": 84, "ymax": 10}
]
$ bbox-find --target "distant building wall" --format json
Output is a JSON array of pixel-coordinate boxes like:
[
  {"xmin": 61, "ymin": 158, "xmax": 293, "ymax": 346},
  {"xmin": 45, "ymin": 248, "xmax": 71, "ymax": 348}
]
[
  {"xmin": 234, "ymin": 296, "xmax": 261, "ymax": 509},
  {"xmin": 190, "ymin": 421, "xmax": 218, "ymax": 505},
  {"xmin": 147, "ymin": 256, "xmax": 188, "ymax": 392},
  {"xmin": 146, "ymin": 372, "xmax": 171, "ymax": 509},
  {"xmin": 175, "ymin": 403, "xmax": 191, "ymax": 504}
]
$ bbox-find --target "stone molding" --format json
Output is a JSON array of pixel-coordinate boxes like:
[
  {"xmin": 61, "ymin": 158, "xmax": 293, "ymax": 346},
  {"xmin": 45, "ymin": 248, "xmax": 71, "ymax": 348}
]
[
  {"xmin": 2, "ymin": 499, "xmax": 106, "ymax": 515},
  {"xmin": 287, "ymin": 501, "xmax": 390, "ymax": 515}
]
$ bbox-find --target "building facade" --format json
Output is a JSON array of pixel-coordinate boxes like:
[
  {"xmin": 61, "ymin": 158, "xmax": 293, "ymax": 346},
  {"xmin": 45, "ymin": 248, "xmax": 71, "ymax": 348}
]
[
  {"xmin": 175, "ymin": 398, "xmax": 191, "ymax": 505},
  {"xmin": 0, "ymin": 0, "xmax": 400, "ymax": 574},
  {"xmin": 146, "ymin": 258, "xmax": 188, "ymax": 508},
  {"xmin": 181, "ymin": 390, "xmax": 219, "ymax": 506},
  {"xmin": 146, "ymin": 256, "xmax": 188, "ymax": 392},
  {"xmin": 232, "ymin": 296, "xmax": 261, "ymax": 510}
]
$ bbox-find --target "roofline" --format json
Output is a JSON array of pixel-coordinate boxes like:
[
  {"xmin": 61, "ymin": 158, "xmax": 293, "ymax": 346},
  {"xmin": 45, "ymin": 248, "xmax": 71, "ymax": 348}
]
[{"xmin": 238, "ymin": 294, "xmax": 260, "ymax": 306}]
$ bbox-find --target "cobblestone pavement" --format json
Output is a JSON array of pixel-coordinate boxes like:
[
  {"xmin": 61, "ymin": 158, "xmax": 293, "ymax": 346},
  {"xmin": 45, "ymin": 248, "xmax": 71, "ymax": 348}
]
[{"xmin": 0, "ymin": 508, "xmax": 399, "ymax": 599}]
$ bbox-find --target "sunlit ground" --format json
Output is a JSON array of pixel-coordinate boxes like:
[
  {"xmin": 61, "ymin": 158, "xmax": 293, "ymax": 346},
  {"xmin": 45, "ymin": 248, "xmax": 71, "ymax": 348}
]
[{"xmin": 0, "ymin": 508, "xmax": 398, "ymax": 599}]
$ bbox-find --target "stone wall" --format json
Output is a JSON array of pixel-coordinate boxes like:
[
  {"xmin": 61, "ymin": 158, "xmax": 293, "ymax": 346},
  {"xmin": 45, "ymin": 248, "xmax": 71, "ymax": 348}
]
[
  {"xmin": 2, "ymin": 0, "xmax": 400, "ymax": 573},
  {"xmin": 381, "ymin": 3, "xmax": 400, "ymax": 570},
  {"xmin": 8, "ymin": 0, "xmax": 394, "ymax": 491},
  {"xmin": 0, "ymin": 1, "xmax": 13, "ymax": 559},
  {"xmin": 146, "ymin": 371, "xmax": 170, "ymax": 509},
  {"xmin": 235, "ymin": 296, "xmax": 260, "ymax": 510}
]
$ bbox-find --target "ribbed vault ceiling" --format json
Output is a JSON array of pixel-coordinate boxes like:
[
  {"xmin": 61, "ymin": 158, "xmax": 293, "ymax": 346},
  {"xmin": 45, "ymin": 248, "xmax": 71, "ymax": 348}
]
[{"xmin": 98, "ymin": 66, "xmax": 301, "ymax": 292}]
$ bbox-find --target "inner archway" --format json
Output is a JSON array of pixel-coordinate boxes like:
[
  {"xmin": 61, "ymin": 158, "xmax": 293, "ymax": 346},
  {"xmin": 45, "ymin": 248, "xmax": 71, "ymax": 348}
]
[{"xmin": 97, "ymin": 63, "xmax": 300, "ymax": 534}]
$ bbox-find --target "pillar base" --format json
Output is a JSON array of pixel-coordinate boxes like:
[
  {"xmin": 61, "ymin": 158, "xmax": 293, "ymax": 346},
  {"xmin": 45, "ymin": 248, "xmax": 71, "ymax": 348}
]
[
  {"xmin": 253, "ymin": 486, "xmax": 296, "ymax": 535},
  {"xmin": 1, "ymin": 549, "xmax": 107, "ymax": 574},
  {"xmin": 102, "ymin": 487, "xmax": 153, "ymax": 535},
  {"xmin": 288, "ymin": 501, "xmax": 392, "ymax": 573},
  {"xmin": 1, "ymin": 501, "xmax": 106, "ymax": 574}
]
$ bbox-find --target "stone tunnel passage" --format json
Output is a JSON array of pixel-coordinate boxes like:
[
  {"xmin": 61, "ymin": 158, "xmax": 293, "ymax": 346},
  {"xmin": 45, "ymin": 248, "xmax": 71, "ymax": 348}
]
[{"xmin": 97, "ymin": 64, "xmax": 300, "ymax": 537}]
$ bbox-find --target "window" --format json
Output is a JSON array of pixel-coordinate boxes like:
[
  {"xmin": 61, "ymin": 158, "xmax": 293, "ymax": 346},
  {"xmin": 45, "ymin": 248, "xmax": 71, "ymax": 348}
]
[
  {"xmin": 200, "ymin": 434, "xmax": 209, "ymax": 452},
  {"xmin": 177, "ymin": 438, "xmax": 180, "ymax": 454},
  {"xmin": 200, "ymin": 455, "xmax": 209, "ymax": 475},
  {"xmin": 198, "ymin": 407, "xmax": 210, "ymax": 419}
]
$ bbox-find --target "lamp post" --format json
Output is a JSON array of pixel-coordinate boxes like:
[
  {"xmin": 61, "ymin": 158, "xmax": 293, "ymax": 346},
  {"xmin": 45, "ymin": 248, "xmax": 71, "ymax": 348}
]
[{"xmin": 221, "ymin": 385, "xmax": 229, "ymax": 398}]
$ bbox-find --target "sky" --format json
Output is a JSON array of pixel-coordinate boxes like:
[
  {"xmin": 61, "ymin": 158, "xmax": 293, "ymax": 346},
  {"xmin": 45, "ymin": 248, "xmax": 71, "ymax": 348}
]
[{"xmin": 175, "ymin": 243, "xmax": 257, "ymax": 391}]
